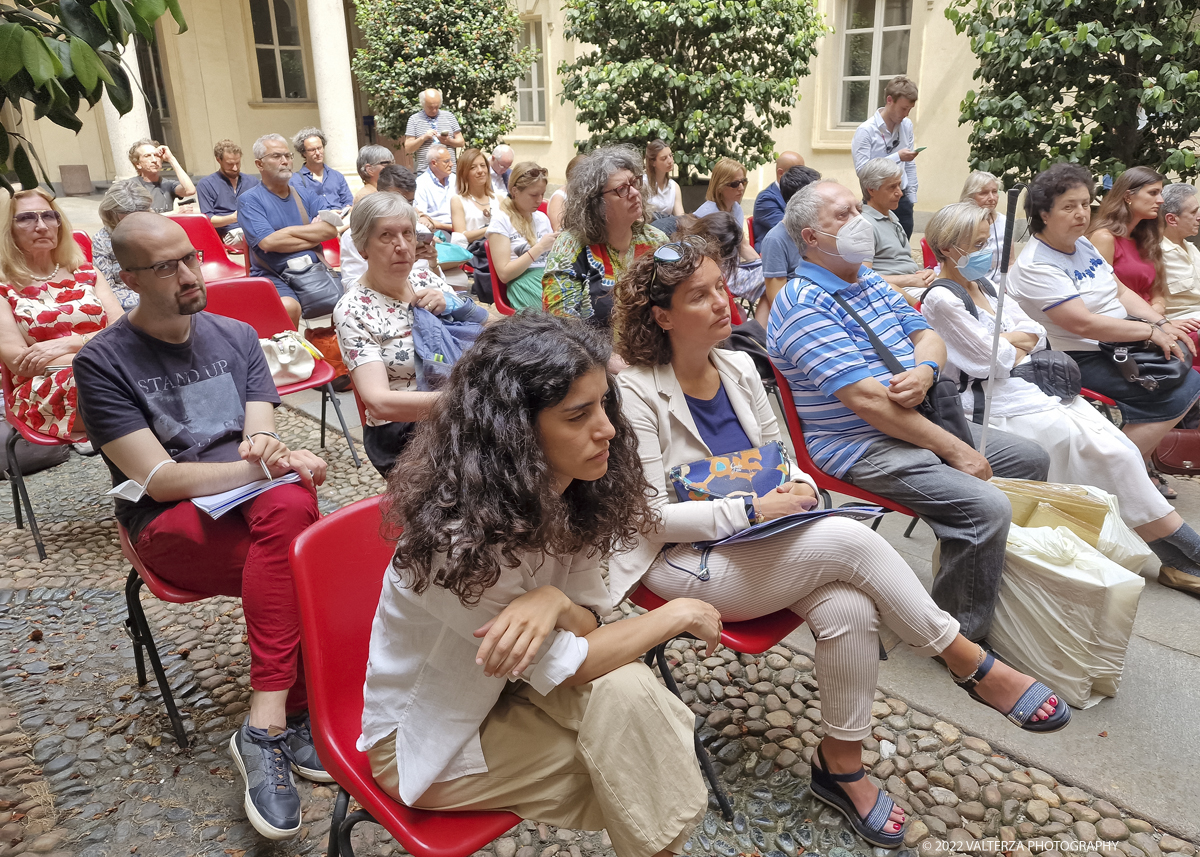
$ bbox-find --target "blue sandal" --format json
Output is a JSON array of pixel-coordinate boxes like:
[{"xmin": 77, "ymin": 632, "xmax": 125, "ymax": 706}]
[
  {"xmin": 952, "ymin": 651, "xmax": 1071, "ymax": 733},
  {"xmin": 810, "ymin": 743, "xmax": 905, "ymax": 849}
]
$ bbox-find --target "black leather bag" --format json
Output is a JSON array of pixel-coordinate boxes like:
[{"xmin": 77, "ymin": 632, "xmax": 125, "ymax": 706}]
[
  {"xmin": 1010, "ymin": 350, "xmax": 1081, "ymax": 403},
  {"xmin": 832, "ymin": 292, "xmax": 975, "ymax": 449},
  {"xmin": 1098, "ymin": 320, "xmax": 1193, "ymax": 392}
]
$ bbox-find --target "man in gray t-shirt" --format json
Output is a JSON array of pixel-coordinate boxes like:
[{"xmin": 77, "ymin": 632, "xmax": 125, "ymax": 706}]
[{"xmin": 128, "ymin": 139, "xmax": 195, "ymax": 212}]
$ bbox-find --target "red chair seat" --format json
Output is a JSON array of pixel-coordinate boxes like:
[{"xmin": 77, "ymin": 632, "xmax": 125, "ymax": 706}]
[
  {"xmin": 322, "ymin": 239, "xmax": 341, "ymax": 269},
  {"xmin": 629, "ymin": 585, "xmax": 803, "ymax": 655},
  {"xmin": 1080, "ymin": 387, "xmax": 1117, "ymax": 407},
  {"xmin": 118, "ymin": 525, "xmax": 209, "ymax": 604}
]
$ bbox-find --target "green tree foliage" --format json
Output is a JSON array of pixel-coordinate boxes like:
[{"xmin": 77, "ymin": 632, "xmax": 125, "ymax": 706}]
[
  {"xmin": 557, "ymin": 0, "xmax": 827, "ymax": 182},
  {"xmin": 1, "ymin": 0, "xmax": 187, "ymax": 194},
  {"xmin": 947, "ymin": 0, "xmax": 1200, "ymax": 185},
  {"xmin": 352, "ymin": 0, "xmax": 538, "ymax": 149}
]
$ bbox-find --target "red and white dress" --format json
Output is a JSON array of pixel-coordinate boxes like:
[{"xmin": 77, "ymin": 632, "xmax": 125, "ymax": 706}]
[{"xmin": 0, "ymin": 265, "xmax": 107, "ymax": 437}]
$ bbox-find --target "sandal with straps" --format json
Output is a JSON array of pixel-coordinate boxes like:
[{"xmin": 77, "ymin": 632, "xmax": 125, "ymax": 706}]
[
  {"xmin": 951, "ymin": 650, "xmax": 1072, "ymax": 733},
  {"xmin": 810, "ymin": 743, "xmax": 906, "ymax": 849}
]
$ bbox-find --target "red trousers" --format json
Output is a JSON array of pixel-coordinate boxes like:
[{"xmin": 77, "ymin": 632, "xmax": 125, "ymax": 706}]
[{"xmin": 135, "ymin": 482, "xmax": 320, "ymax": 714}]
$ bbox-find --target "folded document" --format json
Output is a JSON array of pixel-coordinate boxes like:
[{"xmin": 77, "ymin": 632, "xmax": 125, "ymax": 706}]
[
  {"xmin": 190, "ymin": 473, "xmax": 302, "ymax": 519},
  {"xmin": 693, "ymin": 506, "xmax": 885, "ymax": 549}
]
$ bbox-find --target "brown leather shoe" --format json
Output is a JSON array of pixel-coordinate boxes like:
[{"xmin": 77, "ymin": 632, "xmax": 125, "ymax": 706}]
[{"xmin": 1159, "ymin": 565, "xmax": 1200, "ymax": 599}]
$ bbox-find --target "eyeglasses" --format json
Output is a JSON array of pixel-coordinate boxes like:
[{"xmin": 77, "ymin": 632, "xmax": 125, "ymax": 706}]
[
  {"xmin": 262, "ymin": 152, "xmax": 294, "ymax": 162},
  {"xmin": 13, "ymin": 210, "xmax": 62, "ymax": 228},
  {"xmin": 599, "ymin": 179, "xmax": 639, "ymax": 200},
  {"xmin": 126, "ymin": 251, "xmax": 202, "ymax": 279},
  {"xmin": 374, "ymin": 160, "xmax": 396, "ymax": 167},
  {"xmin": 725, "ymin": 179, "xmax": 749, "ymax": 189}
]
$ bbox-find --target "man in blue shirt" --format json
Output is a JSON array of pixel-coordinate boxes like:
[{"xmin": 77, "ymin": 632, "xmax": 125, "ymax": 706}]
[
  {"xmin": 759, "ymin": 164, "xmax": 820, "ymax": 324},
  {"xmin": 767, "ymin": 179, "xmax": 1049, "ymax": 643},
  {"xmin": 290, "ymin": 127, "xmax": 354, "ymax": 211},
  {"xmin": 752, "ymin": 150, "xmax": 804, "ymax": 246},
  {"xmin": 238, "ymin": 134, "xmax": 338, "ymax": 325},
  {"xmin": 197, "ymin": 140, "xmax": 261, "ymax": 239}
]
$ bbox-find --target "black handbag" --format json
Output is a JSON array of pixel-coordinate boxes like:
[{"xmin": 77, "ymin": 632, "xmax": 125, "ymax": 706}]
[
  {"xmin": 250, "ymin": 190, "xmax": 344, "ymax": 319},
  {"xmin": 1099, "ymin": 319, "xmax": 1193, "ymax": 392},
  {"xmin": 832, "ymin": 292, "xmax": 976, "ymax": 449}
]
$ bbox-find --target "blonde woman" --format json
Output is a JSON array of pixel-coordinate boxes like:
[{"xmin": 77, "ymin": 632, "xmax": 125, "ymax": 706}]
[
  {"xmin": 960, "ymin": 170, "xmax": 1013, "ymax": 280},
  {"xmin": 693, "ymin": 157, "xmax": 757, "ymax": 263},
  {"xmin": 450, "ymin": 148, "xmax": 494, "ymax": 247},
  {"xmin": 0, "ymin": 189, "xmax": 124, "ymax": 438},
  {"xmin": 487, "ymin": 162, "xmax": 557, "ymax": 310},
  {"xmin": 643, "ymin": 141, "xmax": 684, "ymax": 219}
]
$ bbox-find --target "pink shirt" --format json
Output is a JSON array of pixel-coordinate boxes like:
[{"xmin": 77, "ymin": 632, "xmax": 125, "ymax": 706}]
[{"xmin": 1112, "ymin": 235, "xmax": 1157, "ymax": 301}]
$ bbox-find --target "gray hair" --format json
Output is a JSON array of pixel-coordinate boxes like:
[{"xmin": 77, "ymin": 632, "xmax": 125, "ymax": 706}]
[
  {"xmin": 252, "ymin": 133, "xmax": 288, "ymax": 160},
  {"xmin": 419, "ymin": 88, "xmax": 442, "ymax": 107},
  {"xmin": 349, "ymin": 191, "xmax": 418, "ymax": 258},
  {"xmin": 98, "ymin": 179, "xmax": 154, "ymax": 231},
  {"xmin": 429, "ymin": 144, "xmax": 450, "ymax": 161},
  {"xmin": 492, "ymin": 144, "xmax": 514, "ymax": 160},
  {"xmin": 924, "ymin": 201, "xmax": 991, "ymax": 265},
  {"xmin": 1163, "ymin": 183, "xmax": 1198, "ymax": 217},
  {"xmin": 292, "ymin": 127, "xmax": 327, "ymax": 156},
  {"xmin": 562, "ymin": 145, "xmax": 648, "ymax": 245},
  {"xmin": 960, "ymin": 169, "xmax": 1002, "ymax": 202},
  {"xmin": 357, "ymin": 144, "xmax": 394, "ymax": 182},
  {"xmin": 857, "ymin": 157, "xmax": 902, "ymax": 197},
  {"xmin": 784, "ymin": 180, "xmax": 841, "ymax": 255}
]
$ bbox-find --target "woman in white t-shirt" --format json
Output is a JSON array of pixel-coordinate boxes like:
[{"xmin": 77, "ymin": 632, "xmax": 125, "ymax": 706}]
[
  {"xmin": 487, "ymin": 162, "xmax": 558, "ymax": 310},
  {"xmin": 960, "ymin": 170, "xmax": 1014, "ymax": 281},
  {"xmin": 642, "ymin": 140, "xmax": 684, "ymax": 221},
  {"xmin": 450, "ymin": 148, "xmax": 494, "ymax": 248}
]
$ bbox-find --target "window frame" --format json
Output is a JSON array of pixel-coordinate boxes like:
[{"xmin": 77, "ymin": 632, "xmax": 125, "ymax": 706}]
[
  {"xmin": 515, "ymin": 19, "xmax": 547, "ymax": 128},
  {"xmin": 249, "ymin": 0, "xmax": 311, "ymax": 103},
  {"xmin": 837, "ymin": 0, "xmax": 912, "ymax": 127}
]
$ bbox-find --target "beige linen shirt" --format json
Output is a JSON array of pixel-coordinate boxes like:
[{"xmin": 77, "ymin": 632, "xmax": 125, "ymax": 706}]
[{"xmin": 1162, "ymin": 236, "xmax": 1200, "ymax": 319}]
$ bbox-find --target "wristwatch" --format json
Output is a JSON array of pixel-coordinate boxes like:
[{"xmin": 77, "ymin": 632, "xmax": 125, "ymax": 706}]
[{"xmin": 918, "ymin": 360, "xmax": 940, "ymax": 382}]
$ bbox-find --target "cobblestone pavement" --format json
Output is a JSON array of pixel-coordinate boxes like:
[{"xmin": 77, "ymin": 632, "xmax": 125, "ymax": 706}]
[{"xmin": 0, "ymin": 407, "xmax": 1195, "ymax": 857}]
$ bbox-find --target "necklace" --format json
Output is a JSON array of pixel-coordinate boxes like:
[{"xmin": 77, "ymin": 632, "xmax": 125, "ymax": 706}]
[{"xmin": 30, "ymin": 264, "xmax": 60, "ymax": 283}]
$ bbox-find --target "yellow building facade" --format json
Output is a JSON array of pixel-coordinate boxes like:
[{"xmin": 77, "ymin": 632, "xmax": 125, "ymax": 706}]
[{"xmin": 16, "ymin": 0, "xmax": 980, "ymax": 221}]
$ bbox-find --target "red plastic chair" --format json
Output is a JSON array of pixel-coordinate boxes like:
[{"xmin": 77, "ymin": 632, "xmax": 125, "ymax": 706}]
[
  {"xmin": 484, "ymin": 241, "xmax": 517, "ymax": 316},
  {"xmin": 118, "ymin": 523, "xmax": 209, "ymax": 748},
  {"xmin": 746, "ymin": 215, "xmax": 755, "ymax": 251},
  {"xmin": 770, "ymin": 363, "xmax": 920, "ymax": 537},
  {"xmin": 204, "ymin": 278, "xmax": 361, "ymax": 467},
  {"xmin": 322, "ymin": 238, "xmax": 342, "ymax": 270},
  {"xmin": 727, "ymin": 291, "xmax": 744, "ymax": 326},
  {"xmin": 73, "ymin": 230, "xmax": 93, "ymax": 263},
  {"xmin": 920, "ymin": 238, "xmax": 937, "ymax": 270},
  {"xmin": 1081, "ymin": 387, "xmax": 1121, "ymax": 425},
  {"xmin": 537, "ymin": 200, "xmax": 548, "ymax": 215},
  {"xmin": 165, "ymin": 213, "xmax": 248, "ymax": 281},
  {"xmin": 1, "ymin": 365, "xmax": 79, "ymax": 560},
  {"xmin": 290, "ymin": 496, "xmax": 521, "ymax": 857}
]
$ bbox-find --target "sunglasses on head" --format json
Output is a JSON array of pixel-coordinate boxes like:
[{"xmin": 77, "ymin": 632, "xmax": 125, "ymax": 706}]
[{"xmin": 648, "ymin": 236, "xmax": 707, "ymax": 291}]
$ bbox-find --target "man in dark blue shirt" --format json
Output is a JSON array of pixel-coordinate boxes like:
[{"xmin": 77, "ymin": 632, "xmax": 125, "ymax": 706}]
[
  {"xmin": 752, "ymin": 151, "xmax": 804, "ymax": 246},
  {"xmin": 289, "ymin": 127, "xmax": 353, "ymax": 210},
  {"xmin": 237, "ymin": 134, "xmax": 338, "ymax": 325},
  {"xmin": 196, "ymin": 140, "xmax": 261, "ymax": 239}
]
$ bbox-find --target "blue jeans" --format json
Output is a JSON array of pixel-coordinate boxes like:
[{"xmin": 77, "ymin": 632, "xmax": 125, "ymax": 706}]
[{"xmin": 842, "ymin": 423, "xmax": 1049, "ymax": 641}]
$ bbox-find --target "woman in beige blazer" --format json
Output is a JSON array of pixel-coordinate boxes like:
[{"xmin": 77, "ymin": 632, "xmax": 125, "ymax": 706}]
[{"xmin": 610, "ymin": 237, "xmax": 1071, "ymax": 848}]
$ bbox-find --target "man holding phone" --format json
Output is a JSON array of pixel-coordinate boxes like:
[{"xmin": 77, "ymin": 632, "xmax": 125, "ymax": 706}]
[
  {"xmin": 851, "ymin": 75, "xmax": 920, "ymax": 238},
  {"xmin": 404, "ymin": 88, "xmax": 465, "ymax": 174}
]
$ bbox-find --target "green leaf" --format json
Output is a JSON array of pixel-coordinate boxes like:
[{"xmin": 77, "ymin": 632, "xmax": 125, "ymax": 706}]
[
  {"xmin": 100, "ymin": 54, "xmax": 133, "ymax": 114},
  {"xmin": 59, "ymin": 0, "xmax": 111, "ymax": 49},
  {"xmin": 69, "ymin": 37, "xmax": 101, "ymax": 92},
  {"xmin": 107, "ymin": 0, "xmax": 137, "ymax": 45},
  {"xmin": 21, "ymin": 29, "xmax": 55, "ymax": 87},
  {"xmin": 12, "ymin": 141, "xmax": 38, "ymax": 191},
  {"xmin": 0, "ymin": 24, "xmax": 24, "ymax": 82}
]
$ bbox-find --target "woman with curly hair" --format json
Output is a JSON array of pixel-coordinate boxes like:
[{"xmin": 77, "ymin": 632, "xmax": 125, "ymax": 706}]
[
  {"xmin": 359, "ymin": 313, "xmax": 716, "ymax": 857},
  {"xmin": 610, "ymin": 238, "xmax": 1071, "ymax": 848}
]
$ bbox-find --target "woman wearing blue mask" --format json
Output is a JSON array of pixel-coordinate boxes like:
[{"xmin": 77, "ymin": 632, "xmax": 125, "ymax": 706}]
[{"xmin": 920, "ymin": 202, "xmax": 1194, "ymax": 550}]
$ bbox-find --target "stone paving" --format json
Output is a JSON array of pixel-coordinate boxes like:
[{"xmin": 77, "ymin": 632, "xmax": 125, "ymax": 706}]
[{"xmin": 0, "ymin": 406, "xmax": 1195, "ymax": 857}]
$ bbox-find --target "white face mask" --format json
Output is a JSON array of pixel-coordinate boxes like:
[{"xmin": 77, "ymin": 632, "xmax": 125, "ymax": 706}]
[{"xmin": 814, "ymin": 213, "xmax": 875, "ymax": 265}]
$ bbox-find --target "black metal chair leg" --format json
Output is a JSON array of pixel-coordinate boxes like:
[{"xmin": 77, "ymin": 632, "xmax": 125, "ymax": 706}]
[
  {"xmin": 320, "ymin": 387, "xmax": 329, "ymax": 449},
  {"xmin": 123, "ymin": 571, "xmax": 189, "ymax": 749},
  {"xmin": 6, "ymin": 433, "xmax": 44, "ymax": 559},
  {"xmin": 328, "ymin": 787, "xmax": 350, "ymax": 857},
  {"xmin": 323, "ymin": 383, "xmax": 361, "ymax": 468},
  {"xmin": 650, "ymin": 643, "xmax": 735, "ymax": 820},
  {"xmin": 9, "ymin": 473, "xmax": 20, "ymax": 531},
  {"xmin": 124, "ymin": 571, "xmax": 148, "ymax": 686},
  {"xmin": 903, "ymin": 517, "xmax": 918, "ymax": 538},
  {"xmin": 337, "ymin": 808, "xmax": 378, "ymax": 857}
]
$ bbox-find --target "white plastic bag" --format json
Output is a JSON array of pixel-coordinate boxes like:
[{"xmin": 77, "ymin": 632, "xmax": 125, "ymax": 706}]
[
  {"xmin": 990, "ymin": 525, "xmax": 1145, "ymax": 709},
  {"xmin": 1085, "ymin": 486, "xmax": 1154, "ymax": 572}
]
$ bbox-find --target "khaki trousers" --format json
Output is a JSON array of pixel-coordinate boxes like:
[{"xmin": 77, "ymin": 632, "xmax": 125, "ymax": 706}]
[{"xmin": 368, "ymin": 662, "xmax": 708, "ymax": 857}]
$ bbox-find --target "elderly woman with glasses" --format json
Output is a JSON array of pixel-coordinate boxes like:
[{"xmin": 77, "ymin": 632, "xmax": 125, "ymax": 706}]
[
  {"xmin": 353, "ymin": 144, "xmax": 397, "ymax": 204},
  {"xmin": 541, "ymin": 145, "xmax": 668, "ymax": 326},
  {"xmin": 609, "ymin": 236, "xmax": 1070, "ymax": 848},
  {"xmin": 93, "ymin": 179, "xmax": 155, "ymax": 310},
  {"xmin": 693, "ymin": 157, "xmax": 758, "ymax": 265},
  {"xmin": 0, "ymin": 189, "xmax": 124, "ymax": 439}
]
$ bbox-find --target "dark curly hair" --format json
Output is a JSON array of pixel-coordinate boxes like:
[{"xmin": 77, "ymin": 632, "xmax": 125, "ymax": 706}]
[
  {"xmin": 612, "ymin": 235, "xmax": 720, "ymax": 367},
  {"xmin": 1026, "ymin": 163, "xmax": 1093, "ymax": 234},
  {"xmin": 383, "ymin": 314, "xmax": 656, "ymax": 606}
]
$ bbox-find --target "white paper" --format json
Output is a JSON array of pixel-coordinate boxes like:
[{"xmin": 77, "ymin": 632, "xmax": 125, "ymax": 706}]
[{"xmin": 190, "ymin": 472, "xmax": 302, "ymax": 519}]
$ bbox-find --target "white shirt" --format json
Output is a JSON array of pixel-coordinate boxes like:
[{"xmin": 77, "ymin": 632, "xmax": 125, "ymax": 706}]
[
  {"xmin": 414, "ymin": 169, "xmax": 457, "ymax": 225},
  {"xmin": 487, "ymin": 208, "xmax": 553, "ymax": 265},
  {"xmin": 450, "ymin": 196, "xmax": 493, "ymax": 249},
  {"xmin": 1008, "ymin": 236, "xmax": 1126, "ymax": 352},
  {"xmin": 1162, "ymin": 235, "xmax": 1200, "ymax": 319},
  {"xmin": 851, "ymin": 109, "xmax": 918, "ymax": 201},
  {"xmin": 489, "ymin": 167, "xmax": 510, "ymax": 198},
  {"xmin": 358, "ymin": 548, "xmax": 610, "ymax": 805},
  {"xmin": 643, "ymin": 175, "xmax": 680, "ymax": 219},
  {"xmin": 920, "ymin": 283, "xmax": 1053, "ymax": 419}
]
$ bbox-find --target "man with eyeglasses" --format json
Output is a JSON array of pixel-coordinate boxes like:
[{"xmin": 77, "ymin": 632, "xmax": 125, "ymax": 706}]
[
  {"xmin": 237, "ymin": 133, "xmax": 339, "ymax": 325},
  {"xmin": 128, "ymin": 138, "xmax": 197, "ymax": 213},
  {"xmin": 73, "ymin": 211, "xmax": 331, "ymax": 844},
  {"xmin": 413, "ymin": 145, "xmax": 458, "ymax": 235}
]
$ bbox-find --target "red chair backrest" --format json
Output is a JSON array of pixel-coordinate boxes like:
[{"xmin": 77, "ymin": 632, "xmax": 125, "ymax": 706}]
[
  {"xmin": 73, "ymin": 231, "xmax": 93, "ymax": 263},
  {"xmin": 537, "ymin": 200, "xmax": 548, "ymax": 215},
  {"xmin": 166, "ymin": 213, "xmax": 246, "ymax": 281},
  {"xmin": 920, "ymin": 237, "xmax": 937, "ymax": 270},
  {"xmin": 484, "ymin": 240, "xmax": 516, "ymax": 316},
  {"xmin": 203, "ymin": 277, "xmax": 297, "ymax": 337},
  {"xmin": 322, "ymin": 238, "xmax": 341, "ymax": 269},
  {"xmin": 727, "ymin": 291, "xmax": 744, "ymax": 326},
  {"xmin": 769, "ymin": 363, "xmax": 827, "ymax": 477},
  {"xmin": 746, "ymin": 216, "xmax": 755, "ymax": 251}
]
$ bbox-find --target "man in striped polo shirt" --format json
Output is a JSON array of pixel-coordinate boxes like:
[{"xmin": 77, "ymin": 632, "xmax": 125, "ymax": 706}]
[
  {"xmin": 404, "ymin": 88, "xmax": 465, "ymax": 175},
  {"xmin": 766, "ymin": 180, "xmax": 1049, "ymax": 643}
]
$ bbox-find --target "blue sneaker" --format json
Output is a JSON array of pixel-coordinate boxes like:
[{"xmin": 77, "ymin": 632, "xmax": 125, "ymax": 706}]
[
  {"xmin": 228, "ymin": 720, "xmax": 301, "ymax": 840},
  {"xmin": 285, "ymin": 711, "xmax": 334, "ymax": 783}
]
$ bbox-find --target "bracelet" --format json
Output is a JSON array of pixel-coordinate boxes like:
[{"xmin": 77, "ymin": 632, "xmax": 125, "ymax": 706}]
[
  {"xmin": 248, "ymin": 431, "xmax": 281, "ymax": 441},
  {"xmin": 1154, "ymin": 319, "xmax": 1170, "ymax": 328},
  {"xmin": 917, "ymin": 360, "xmax": 940, "ymax": 381},
  {"xmin": 1147, "ymin": 322, "xmax": 1156, "ymax": 341}
]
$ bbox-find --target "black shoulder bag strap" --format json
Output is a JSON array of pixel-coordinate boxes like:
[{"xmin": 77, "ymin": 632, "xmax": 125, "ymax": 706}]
[
  {"xmin": 919, "ymin": 278, "xmax": 989, "ymax": 423},
  {"xmin": 829, "ymin": 291, "xmax": 908, "ymax": 377}
]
